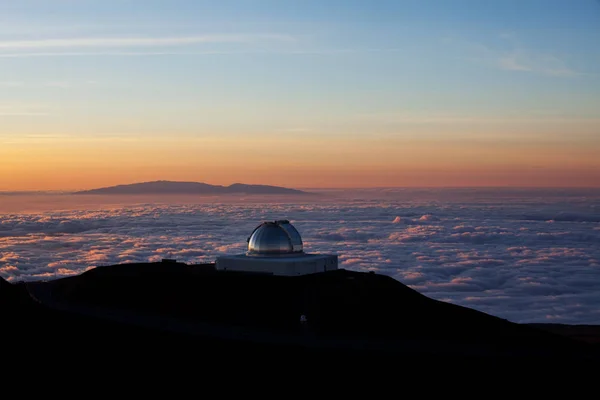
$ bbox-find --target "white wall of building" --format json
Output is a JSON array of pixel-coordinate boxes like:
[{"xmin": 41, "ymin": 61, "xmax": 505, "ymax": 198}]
[{"xmin": 215, "ymin": 254, "xmax": 338, "ymax": 276}]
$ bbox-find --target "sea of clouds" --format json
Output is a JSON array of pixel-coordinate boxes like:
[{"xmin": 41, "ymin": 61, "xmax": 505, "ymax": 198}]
[{"xmin": 1, "ymin": 188, "xmax": 599, "ymax": 324}]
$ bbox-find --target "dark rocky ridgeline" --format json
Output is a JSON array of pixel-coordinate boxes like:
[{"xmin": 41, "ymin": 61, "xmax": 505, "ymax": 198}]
[{"xmin": 2, "ymin": 265, "xmax": 599, "ymax": 376}]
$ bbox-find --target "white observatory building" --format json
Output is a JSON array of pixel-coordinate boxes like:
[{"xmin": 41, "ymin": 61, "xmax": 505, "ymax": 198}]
[{"xmin": 215, "ymin": 220, "xmax": 338, "ymax": 276}]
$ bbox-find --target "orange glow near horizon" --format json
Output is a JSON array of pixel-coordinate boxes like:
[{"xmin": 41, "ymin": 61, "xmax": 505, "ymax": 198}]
[{"xmin": 2, "ymin": 133, "xmax": 599, "ymax": 190}]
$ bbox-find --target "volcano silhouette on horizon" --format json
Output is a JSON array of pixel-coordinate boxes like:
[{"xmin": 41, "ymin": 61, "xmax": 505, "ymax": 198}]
[{"xmin": 74, "ymin": 180, "xmax": 309, "ymax": 195}]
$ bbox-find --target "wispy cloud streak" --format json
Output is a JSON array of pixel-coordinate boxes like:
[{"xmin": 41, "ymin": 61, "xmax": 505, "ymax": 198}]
[
  {"xmin": 0, "ymin": 81, "xmax": 25, "ymax": 87},
  {"xmin": 354, "ymin": 111, "xmax": 600, "ymax": 125},
  {"xmin": 0, "ymin": 34, "xmax": 293, "ymax": 50},
  {"xmin": 0, "ymin": 104, "xmax": 52, "ymax": 117},
  {"xmin": 445, "ymin": 35, "xmax": 588, "ymax": 78},
  {"xmin": 497, "ymin": 50, "xmax": 581, "ymax": 77},
  {"xmin": 0, "ymin": 112, "xmax": 50, "ymax": 117},
  {"xmin": 0, "ymin": 48, "xmax": 399, "ymax": 58}
]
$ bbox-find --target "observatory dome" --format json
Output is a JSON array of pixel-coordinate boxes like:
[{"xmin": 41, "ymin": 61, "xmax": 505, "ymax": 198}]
[{"xmin": 247, "ymin": 220, "xmax": 303, "ymax": 256}]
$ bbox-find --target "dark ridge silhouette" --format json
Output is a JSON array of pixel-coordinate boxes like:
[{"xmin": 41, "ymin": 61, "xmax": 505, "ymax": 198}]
[
  {"xmin": 73, "ymin": 180, "xmax": 309, "ymax": 195},
  {"xmin": 3, "ymin": 262, "xmax": 599, "ymax": 375}
]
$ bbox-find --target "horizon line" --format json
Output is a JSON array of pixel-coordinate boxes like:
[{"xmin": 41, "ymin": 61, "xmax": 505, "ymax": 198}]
[{"xmin": 2, "ymin": 185, "xmax": 600, "ymax": 194}]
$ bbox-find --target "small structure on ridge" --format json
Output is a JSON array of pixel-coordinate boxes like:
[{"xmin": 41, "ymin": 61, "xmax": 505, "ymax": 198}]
[{"xmin": 215, "ymin": 220, "xmax": 338, "ymax": 276}]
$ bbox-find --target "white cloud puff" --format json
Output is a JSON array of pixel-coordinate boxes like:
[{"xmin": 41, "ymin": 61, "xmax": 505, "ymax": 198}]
[{"xmin": 1, "ymin": 189, "xmax": 599, "ymax": 325}]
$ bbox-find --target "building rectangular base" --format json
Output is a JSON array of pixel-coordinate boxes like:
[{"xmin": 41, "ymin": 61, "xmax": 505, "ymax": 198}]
[{"xmin": 215, "ymin": 253, "xmax": 338, "ymax": 276}]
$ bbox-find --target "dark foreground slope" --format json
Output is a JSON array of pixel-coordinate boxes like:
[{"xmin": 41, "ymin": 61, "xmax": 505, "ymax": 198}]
[{"xmin": 2, "ymin": 262, "xmax": 599, "ymax": 375}]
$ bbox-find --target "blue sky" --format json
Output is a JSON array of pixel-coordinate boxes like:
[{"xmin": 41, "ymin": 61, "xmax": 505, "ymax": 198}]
[{"xmin": 1, "ymin": 0, "xmax": 599, "ymax": 189}]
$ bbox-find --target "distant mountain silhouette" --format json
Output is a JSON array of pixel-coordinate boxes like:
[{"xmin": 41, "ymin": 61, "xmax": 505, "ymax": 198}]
[{"xmin": 74, "ymin": 180, "xmax": 309, "ymax": 195}]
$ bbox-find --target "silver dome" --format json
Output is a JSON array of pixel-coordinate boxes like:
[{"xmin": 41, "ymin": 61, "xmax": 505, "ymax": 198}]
[{"xmin": 247, "ymin": 220, "xmax": 303, "ymax": 256}]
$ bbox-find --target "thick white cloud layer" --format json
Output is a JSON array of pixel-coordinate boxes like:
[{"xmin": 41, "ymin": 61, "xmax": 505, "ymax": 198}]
[{"xmin": 1, "ymin": 189, "xmax": 599, "ymax": 324}]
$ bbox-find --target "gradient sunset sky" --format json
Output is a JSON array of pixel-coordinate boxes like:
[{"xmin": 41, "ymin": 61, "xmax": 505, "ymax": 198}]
[{"xmin": 1, "ymin": 0, "xmax": 599, "ymax": 190}]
